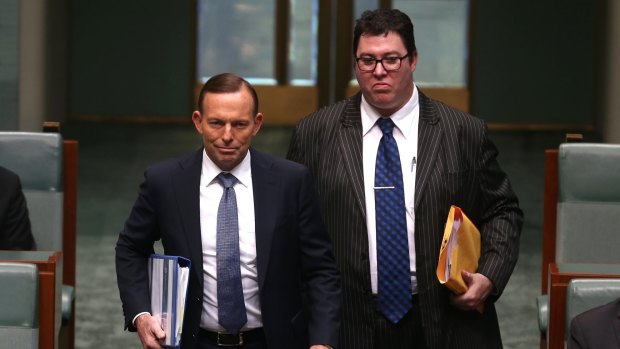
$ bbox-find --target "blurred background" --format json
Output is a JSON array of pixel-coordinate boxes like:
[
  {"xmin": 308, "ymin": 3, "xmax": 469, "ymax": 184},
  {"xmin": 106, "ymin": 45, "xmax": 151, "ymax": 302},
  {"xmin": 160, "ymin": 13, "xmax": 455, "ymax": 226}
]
[{"xmin": 2, "ymin": 0, "xmax": 619, "ymax": 348}]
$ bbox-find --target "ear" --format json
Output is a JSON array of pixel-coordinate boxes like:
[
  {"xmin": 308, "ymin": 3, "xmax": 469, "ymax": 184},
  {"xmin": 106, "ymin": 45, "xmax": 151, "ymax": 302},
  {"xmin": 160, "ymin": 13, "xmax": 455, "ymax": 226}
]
[
  {"xmin": 252, "ymin": 113, "xmax": 264, "ymax": 136},
  {"xmin": 192, "ymin": 111, "xmax": 203, "ymax": 134},
  {"xmin": 409, "ymin": 51, "xmax": 418, "ymax": 73}
]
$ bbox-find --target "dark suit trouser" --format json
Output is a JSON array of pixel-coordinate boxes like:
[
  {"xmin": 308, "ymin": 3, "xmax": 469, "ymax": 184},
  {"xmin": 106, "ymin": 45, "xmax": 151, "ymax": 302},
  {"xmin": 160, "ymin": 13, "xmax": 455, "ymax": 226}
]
[{"xmin": 374, "ymin": 295, "xmax": 426, "ymax": 349}]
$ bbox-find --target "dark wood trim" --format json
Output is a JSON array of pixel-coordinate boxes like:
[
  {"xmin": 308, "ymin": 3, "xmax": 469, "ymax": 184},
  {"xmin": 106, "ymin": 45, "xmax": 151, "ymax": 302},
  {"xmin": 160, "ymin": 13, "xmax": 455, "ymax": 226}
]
[
  {"xmin": 189, "ymin": 0, "xmax": 198, "ymax": 110},
  {"xmin": 593, "ymin": 0, "xmax": 610, "ymax": 137},
  {"xmin": 275, "ymin": 0, "xmax": 290, "ymax": 84},
  {"xmin": 62, "ymin": 140, "xmax": 78, "ymax": 287},
  {"xmin": 317, "ymin": 0, "xmax": 332, "ymax": 107},
  {"xmin": 486, "ymin": 123, "xmax": 595, "ymax": 132},
  {"xmin": 70, "ymin": 115, "xmax": 192, "ymax": 124},
  {"xmin": 335, "ymin": 0, "xmax": 353, "ymax": 103},
  {"xmin": 62, "ymin": 139, "xmax": 78, "ymax": 349},
  {"xmin": 541, "ymin": 150, "xmax": 558, "ymax": 295},
  {"xmin": 468, "ymin": 0, "xmax": 477, "ymax": 113}
]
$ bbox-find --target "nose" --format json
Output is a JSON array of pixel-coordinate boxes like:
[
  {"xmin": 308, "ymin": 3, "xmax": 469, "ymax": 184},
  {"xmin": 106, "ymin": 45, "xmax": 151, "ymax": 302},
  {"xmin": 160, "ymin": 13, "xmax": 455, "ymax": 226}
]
[
  {"xmin": 373, "ymin": 61, "xmax": 388, "ymax": 76},
  {"xmin": 221, "ymin": 124, "xmax": 233, "ymax": 142}
]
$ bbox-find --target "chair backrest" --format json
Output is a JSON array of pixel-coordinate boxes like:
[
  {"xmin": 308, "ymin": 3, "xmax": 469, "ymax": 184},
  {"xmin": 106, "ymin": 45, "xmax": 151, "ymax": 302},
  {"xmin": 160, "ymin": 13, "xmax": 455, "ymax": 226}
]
[
  {"xmin": 555, "ymin": 143, "xmax": 620, "ymax": 263},
  {"xmin": 0, "ymin": 132, "xmax": 64, "ymax": 252},
  {"xmin": 0, "ymin": 262, "xmax": 39, "ymax": 349},
  {"xmin": 565, "ymin": 278, "xmax": 620, "ymax": 338}
]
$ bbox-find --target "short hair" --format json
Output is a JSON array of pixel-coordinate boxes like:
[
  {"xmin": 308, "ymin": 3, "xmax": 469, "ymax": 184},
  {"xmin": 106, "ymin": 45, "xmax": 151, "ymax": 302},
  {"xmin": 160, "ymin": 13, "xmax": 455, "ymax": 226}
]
[
  {"xmin": 353, "ymin": 9, "xmax": 417, "ymax": 59},
  {"xmin": 197, "ymin": 73, "xmax": 259, "ymax": 115}
]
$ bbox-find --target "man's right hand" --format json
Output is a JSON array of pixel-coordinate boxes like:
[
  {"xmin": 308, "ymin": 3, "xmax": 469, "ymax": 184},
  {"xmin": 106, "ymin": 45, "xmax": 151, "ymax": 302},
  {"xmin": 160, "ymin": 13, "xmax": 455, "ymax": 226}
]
[{"xmin": 135, "ymin": 314, "xmax": 166, "ymax": 349}]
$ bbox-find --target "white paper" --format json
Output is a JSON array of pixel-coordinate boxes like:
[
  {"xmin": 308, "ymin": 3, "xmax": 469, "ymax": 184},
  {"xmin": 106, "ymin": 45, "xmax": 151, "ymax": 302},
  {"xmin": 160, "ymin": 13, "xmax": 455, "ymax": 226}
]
[{"xmin": 444, "ymin": 216, "xmax": 462, "ymax": 280}]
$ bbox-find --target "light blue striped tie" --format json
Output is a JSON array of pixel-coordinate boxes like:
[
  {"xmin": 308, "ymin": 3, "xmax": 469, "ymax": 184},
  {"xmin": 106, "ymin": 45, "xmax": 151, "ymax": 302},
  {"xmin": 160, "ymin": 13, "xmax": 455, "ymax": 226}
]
[
  {"xmin": 216, "ymin": 172, "xmax": 247, "ymax": 334},
  {"xmin": 375, "ymin": 118, "xmax": 412, "ymax": 324}
]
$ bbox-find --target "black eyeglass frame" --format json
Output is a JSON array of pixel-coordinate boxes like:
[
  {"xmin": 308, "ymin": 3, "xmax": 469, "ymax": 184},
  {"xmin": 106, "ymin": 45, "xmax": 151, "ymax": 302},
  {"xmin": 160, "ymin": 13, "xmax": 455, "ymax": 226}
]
[{"xmin": 355, "ymin": 54, "xmax": 410, "ymax": 72}]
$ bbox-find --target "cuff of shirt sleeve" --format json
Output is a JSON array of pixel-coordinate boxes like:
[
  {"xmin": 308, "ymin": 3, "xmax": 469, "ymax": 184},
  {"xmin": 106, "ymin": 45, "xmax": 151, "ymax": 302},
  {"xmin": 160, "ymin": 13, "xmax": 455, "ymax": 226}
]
[{"xmin": 132, "ymin": 312, "xmax": 151, "ymax": 327}]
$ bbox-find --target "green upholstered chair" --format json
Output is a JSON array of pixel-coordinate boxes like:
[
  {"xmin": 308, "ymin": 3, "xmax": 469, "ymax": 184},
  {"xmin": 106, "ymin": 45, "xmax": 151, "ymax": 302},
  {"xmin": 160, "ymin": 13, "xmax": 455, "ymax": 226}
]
[
  {"xmin": 0, "ymin": 262, "xmax": 39, "ymax": 349},
  {"xmin": 0, "ymin": 132, "xmax": 64, "ymax": 253},
  {"xmin": 565, "ymin": 278, "xmax": 620, "ymax": 339},
  {"xmin": 537, "ymin": 143, "xmax": 620, "ymax": 347},
  {"xmin": 555, "ymin": 143, "xmax": 620, "ymax": 264},
  {"xmin": 0, "ymin": 131, "xmax": 77, "ymax": 348}
]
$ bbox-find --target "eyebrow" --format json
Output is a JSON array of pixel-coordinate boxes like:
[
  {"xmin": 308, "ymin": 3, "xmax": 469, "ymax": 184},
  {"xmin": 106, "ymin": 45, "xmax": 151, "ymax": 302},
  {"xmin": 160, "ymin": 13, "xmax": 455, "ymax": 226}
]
[{"xmin": 357, "ymin": 51, "xmax": 402, "ymax": 57}]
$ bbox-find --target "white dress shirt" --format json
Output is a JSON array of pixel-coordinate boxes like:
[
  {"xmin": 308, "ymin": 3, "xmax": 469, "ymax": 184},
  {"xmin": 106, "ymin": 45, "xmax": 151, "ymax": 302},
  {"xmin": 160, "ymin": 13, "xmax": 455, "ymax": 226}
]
[
  {"xmin": 361, "ymin": 85, "xmax": 420, "ymax": 295},
  {"xmin": 198, "ymin": 150, "xmax": 263, "ymax": 331}
]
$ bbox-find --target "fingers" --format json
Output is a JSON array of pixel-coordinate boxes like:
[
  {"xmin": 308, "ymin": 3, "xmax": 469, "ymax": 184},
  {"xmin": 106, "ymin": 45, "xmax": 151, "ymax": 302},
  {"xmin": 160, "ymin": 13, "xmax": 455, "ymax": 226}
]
[
  {"xmin": 136, "ymin": 314, "xmax": 165, "ymax": 349},
  {"xmin": 449, "ymin": 272, "xmax": 493, "ymax": 311},
  {"xmin": 461, "ymin": 270, "xmax": 474, "ymax": 285},
  {"xmin": 152, "ymin": 321, "xmax": 166, "ymax": 340}
]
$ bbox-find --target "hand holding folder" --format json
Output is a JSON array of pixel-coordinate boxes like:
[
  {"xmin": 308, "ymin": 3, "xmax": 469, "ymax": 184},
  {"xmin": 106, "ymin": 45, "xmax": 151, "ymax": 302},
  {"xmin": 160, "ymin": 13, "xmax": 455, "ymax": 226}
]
[
  {"xmin": 149, "ymin": 254, "xmax": 191, "ymax": 348},
  {"xmin": 436, "ymin": 205, "xmax": 484, "ymax": 313}
]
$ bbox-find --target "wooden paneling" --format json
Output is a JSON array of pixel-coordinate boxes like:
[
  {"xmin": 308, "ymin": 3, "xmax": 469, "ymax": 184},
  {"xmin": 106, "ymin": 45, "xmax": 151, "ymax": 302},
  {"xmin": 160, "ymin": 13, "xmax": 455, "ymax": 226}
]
[
  {"xmin": 62, "ymin": 140, "xmax": 78, "ymax": 349},
  {"xmin": 541, "ymin": 149, "xmax": 558, "ymax": 295}
]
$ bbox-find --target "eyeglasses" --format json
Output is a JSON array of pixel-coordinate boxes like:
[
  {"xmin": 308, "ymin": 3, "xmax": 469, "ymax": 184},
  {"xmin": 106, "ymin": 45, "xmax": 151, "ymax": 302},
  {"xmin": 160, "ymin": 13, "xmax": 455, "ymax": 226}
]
[{"xmin": 355, "ymin": 55, "xmax": 409, "ymax": 72}]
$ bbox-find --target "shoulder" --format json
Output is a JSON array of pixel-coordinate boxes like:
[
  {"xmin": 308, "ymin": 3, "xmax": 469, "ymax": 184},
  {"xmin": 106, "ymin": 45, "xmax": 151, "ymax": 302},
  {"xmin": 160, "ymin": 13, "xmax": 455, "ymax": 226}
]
[
  {"xmin": 419, "ymin": 90, "xmax": 488, "ymax": 145},
  {"xmin": 0, "ymin": 166, "xmax": 21, "ymax": 192},
  {"xmin": 423, "ymin": 92, "xmax": 485, "ymax": 130},
  {"xmin": 296, "ymin": 94, "xmax": 359, "ymax": 130},
  {"xmin": 574, "ymin": 298, "xmax": 619, "ymax": 325},
  {"xmin": 0, "ymin": 166, "xmax": 19, "ymax": 182},
  {"xmin": 252, "ymin": 148, "xmax": 308, "ymax": 174},
  {"xmin": 144, "ymin": 149, "xmax": 202, "ymax": 178}
]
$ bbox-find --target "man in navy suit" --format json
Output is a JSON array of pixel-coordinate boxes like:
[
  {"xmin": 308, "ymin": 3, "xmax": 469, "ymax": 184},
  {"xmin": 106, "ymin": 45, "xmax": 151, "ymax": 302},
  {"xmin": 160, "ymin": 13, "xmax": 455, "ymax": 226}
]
[{"xmin": 116, "ymin": 73, "xmax": 340, "ymax": 349}]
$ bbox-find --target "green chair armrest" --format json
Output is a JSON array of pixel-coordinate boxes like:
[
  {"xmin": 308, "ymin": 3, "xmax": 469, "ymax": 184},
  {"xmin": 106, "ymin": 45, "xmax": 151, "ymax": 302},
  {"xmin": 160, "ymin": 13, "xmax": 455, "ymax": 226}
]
[
  {"xmin": 536, "ymin": 294, "xmax": 548, "ymax": 333},
  {"xmin": 62, "ymin": 284, "xmax": 75, "ymax": 323}
]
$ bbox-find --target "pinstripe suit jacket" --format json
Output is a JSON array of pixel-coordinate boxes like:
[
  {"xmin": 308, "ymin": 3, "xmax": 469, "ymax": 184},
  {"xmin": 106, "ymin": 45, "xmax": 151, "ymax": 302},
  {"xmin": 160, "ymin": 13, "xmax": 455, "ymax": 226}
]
[{"xmin": 287, "ymin": 91, "xmax": 523, "ymax": 349}]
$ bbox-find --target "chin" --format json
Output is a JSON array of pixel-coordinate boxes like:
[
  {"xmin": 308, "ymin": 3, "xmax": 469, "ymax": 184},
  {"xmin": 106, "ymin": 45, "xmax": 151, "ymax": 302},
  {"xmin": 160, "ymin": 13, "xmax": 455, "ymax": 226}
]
[{"xmin": 369, "ymin": 93, "xmax": 394, "ymax": 104}]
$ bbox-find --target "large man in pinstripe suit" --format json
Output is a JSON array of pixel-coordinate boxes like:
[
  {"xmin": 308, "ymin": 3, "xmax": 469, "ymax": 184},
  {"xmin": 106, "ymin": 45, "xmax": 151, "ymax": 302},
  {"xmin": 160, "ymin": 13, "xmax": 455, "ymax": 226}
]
[{"xmin": 287, "ymin": 9, "xmax": 523, "ymax": 349}]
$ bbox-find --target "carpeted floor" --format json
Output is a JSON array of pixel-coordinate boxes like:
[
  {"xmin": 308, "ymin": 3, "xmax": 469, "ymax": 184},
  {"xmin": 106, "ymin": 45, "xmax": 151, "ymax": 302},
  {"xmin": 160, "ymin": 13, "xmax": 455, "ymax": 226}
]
[{"xmin": 62, "ymin": 121, "xmax": 578, "ymax": 348}]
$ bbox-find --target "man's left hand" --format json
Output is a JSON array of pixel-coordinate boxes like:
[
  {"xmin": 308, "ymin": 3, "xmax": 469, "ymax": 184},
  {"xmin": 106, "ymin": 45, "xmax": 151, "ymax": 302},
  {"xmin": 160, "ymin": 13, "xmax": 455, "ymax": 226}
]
[{"xmin": 449, "ymin": 270, "xmax": 493, "ymax": 311}]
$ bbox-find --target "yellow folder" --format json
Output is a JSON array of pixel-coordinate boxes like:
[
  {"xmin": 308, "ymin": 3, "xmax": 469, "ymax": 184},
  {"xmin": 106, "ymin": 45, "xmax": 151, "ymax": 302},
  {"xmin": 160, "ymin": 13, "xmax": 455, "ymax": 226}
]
[{"xmin": 436, "ymin": 205, "xmax": 483, "ymax": 311}]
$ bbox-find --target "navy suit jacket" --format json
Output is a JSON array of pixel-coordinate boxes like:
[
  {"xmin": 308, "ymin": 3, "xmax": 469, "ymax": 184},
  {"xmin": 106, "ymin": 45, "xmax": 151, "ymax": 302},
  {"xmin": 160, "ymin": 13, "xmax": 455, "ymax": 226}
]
[
  {"xmin": 116, "ymin": 148, "xmax": 340, "ymax": 349},
  {"xmin": 0, "ymin": 166, "xmax": 35, "ymax": 250},
  {"xmin": 568, "ymin": 298, "xmax": 620, "ymax": 349}
]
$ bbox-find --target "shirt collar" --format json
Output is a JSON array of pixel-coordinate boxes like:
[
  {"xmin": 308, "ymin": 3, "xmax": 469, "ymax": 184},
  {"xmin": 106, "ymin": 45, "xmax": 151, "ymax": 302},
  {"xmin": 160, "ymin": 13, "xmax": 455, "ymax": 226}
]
[
  {"xmin": 361, "ymin": 84, "xmax": 419, "ymax": 139},
  {"xmin": 201, "ymin": 149, "xmax": 252, "ymax": 188}
]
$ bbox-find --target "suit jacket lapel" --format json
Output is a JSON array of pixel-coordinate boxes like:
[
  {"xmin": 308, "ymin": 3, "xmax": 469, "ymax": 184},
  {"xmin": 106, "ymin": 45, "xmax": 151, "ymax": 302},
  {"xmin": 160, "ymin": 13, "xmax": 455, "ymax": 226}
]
[
  {"xmin": 338, "ymin": 93, "xmax": 366, "ymax": 217},
  {"xmin": 250, "ymin": 148, "xmax": 277, "ymax": 292},
  {"xmin": 172, "ymin": 149, "xmax": 204, "ymax": 287},
  {"xmin": 415, "ymin": 91, "xmax": 442, "ymax": 208}
]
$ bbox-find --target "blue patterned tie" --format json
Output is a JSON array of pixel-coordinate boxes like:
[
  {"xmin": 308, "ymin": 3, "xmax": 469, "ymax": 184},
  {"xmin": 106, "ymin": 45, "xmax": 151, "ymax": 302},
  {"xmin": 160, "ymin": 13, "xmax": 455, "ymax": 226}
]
[
  {"xmin": 375, "ymin": 118, "xmax": 412, "ymax": 324},
  {"xmin": 216, "ymin": 173, "xmax": 247, "ymax": 334}
]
